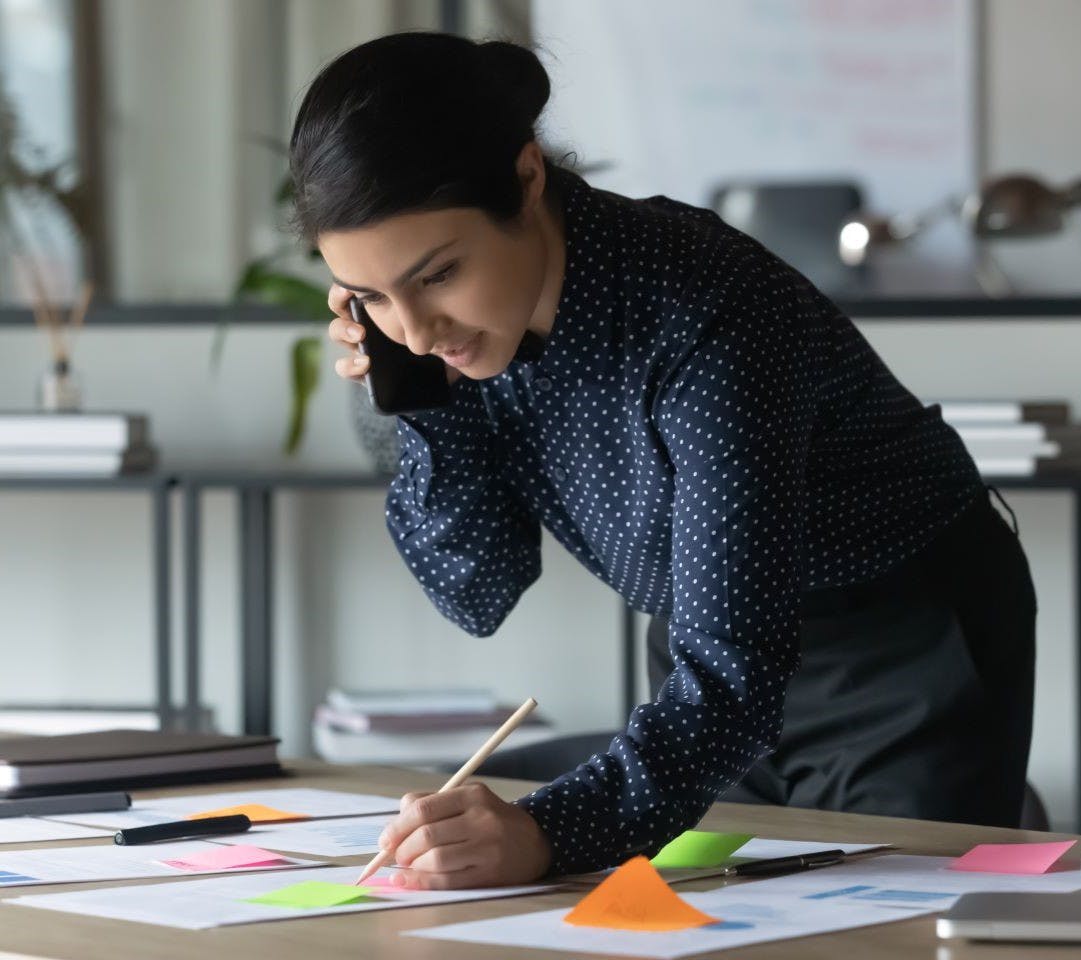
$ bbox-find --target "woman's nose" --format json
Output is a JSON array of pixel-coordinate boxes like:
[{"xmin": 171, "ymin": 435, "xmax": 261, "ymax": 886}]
[{"xmin": 396, "ymin": 301, "xmax": 441, "ymax": 356}]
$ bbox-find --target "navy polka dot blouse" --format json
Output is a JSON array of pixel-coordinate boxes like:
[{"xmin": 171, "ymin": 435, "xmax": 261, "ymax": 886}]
[{"xmin": 383, "ymin": 168, "xmax": 984, "ymax": 875}]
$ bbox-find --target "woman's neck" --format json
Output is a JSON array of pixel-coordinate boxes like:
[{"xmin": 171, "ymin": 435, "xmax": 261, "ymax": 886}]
[{"xmin": 527, "ymin": 184, "xmax": 567, "ymax": 340}]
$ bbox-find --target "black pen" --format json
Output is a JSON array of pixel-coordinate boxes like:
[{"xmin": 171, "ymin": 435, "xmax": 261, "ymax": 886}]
[
  {"xmin": 721, "ymin": 849, "xmax": 846, "ymax": 877},
  {"xmin": 114, "ymin": 814, "xmax": 251, "ymax": 846},
  {"xmin": 0, "ymin": 791, "xmax": 131, "ymax": 819}
]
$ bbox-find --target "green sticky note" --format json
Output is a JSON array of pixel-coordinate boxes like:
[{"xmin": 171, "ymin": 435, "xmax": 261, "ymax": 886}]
[
  {"xmin": 651, "ymin": 830, "xmax": 754, "ymax": 869},
  {"xmin": 246, "ymin": 881, "xmax": 378, "ymax": 909}
]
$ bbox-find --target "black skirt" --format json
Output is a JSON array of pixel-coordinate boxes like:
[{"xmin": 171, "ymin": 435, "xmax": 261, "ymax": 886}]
[{"xmin": 647, "ymin": 483, "xmax": 1037, "ymax": 828}]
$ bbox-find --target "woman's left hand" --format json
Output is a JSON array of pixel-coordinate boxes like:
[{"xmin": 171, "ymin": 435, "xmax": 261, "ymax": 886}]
[{"xmin": 377, "ymin": 783, "xmax": 552, "ymax": 889}]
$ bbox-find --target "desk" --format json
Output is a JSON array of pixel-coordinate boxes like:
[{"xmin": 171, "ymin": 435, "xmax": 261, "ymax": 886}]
[
  {"xmin": 175, "ymin": 471, "xmax": 387, "ymax": 735},
  {"xmin": 0, "ymin": 761, "xmax": 1079, "ymax": 959}
]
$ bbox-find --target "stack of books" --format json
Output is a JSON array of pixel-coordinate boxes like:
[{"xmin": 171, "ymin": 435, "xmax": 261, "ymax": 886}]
[
  {"xmin": 0, "ymin": 412, "xmax": 157, "ymax": 476},
  {"xmin": 313, "ymin": 688, "xmax": 553, "ymax": 768},
  {"xmin": 933, "ymin": 400, "xmax": 1081, "ymax": 477},
  {"xmin": 0, "ymin": 729, "xmax": 281, "ymax": 796}
]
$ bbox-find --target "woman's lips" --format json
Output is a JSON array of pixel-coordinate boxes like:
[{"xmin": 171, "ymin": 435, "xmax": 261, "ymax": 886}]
[{"xmin": 437, "ymin": 332, "xmax": 483, "ymax": 368}]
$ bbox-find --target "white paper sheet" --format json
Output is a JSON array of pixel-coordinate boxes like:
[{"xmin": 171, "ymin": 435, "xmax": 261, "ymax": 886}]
[
  {"xmin": 0, "ymin": 840, "xmax": 321, "ymax": 887},
  {"xmin": 409, "ymin": 853, "xmax": 1081, "ymax": 958},
  {"xmin": 0, "ymin": 818, "xmax": 110, "ymax": 845},
  {"xmin": 209, "ymin": 815, "xmax": 391, "ymax": 857},
  {"xmin": 5, "ymin": 866, "xmax": 555, "ymax": 929},
  {"xmin": 44, "ymin": 788, "xmax": 398, "ymax": 831},
  {"xmin": 751, "ymin": 853, "xmax": 1081, "ymax": 905},
  {"xmin": 408, "ymin": 885, "xmax": 924, "ymax": 958}
]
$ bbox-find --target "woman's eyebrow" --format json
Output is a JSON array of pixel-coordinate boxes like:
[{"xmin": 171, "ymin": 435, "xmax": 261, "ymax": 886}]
[{"xmin": 332, "ymin": 239, "xmax": 458, "ymax": 294}]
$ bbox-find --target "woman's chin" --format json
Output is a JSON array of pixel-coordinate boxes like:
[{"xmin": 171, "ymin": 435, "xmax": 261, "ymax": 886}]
[{"xmin": 464, "ymin": 352, "xmax": 514, "ymax": 380}]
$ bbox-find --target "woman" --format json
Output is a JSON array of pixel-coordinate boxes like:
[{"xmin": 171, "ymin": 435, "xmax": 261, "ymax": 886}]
[{"xmin": 290, "ymin": 32, "xmax": 1037, "ymax": 889}]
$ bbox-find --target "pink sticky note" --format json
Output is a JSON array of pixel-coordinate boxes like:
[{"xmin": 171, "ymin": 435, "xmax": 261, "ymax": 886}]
[
  {"xmin": 160, "ymin": 844, "xmax": 289, "ymax": 872},
  {"xmin": 949, "ymin": 841, "xmax": 1077, "ymax": 875}
]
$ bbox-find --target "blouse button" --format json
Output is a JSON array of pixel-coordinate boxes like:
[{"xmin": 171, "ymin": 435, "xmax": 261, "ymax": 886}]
[
  {"xmin": 553, "ymin": 465, "xmax": 568, "ymax": 483},
  {"xmin": 535, "ymin": 376, "xmax": 553, "ymax": 392}
]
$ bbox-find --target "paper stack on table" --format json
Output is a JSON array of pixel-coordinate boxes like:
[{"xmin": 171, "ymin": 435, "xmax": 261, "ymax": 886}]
[
  {"xmin": 5, "ymin": 865, "xmax": 556, "ymax": 929},
  {"xmin": 409, "ymin": 851, "xmax": 1081, "ymax": 958},
  {"xmin": 8, "ymin": 803, "xmax": 1079, "ymax": 959},
  {"xmin": 209, "ymin": 815, "xmax": 393, "ymax": 857},
  {"xmin": 0, "ymin": 841, "xmax": 320, "ymax": 888},
  {"xmin": 0, "ymin": 818, "xmax": 111, "ymax": 845}
]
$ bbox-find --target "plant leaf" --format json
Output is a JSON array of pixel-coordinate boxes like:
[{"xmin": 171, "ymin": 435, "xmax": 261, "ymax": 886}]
[
  {"xmin": 284, "ymin": 335, "xmax": 322, "ymax": 455},
  {"xmin": 234, "ymin": 261, "xmax": 327, "ymax": 322}
]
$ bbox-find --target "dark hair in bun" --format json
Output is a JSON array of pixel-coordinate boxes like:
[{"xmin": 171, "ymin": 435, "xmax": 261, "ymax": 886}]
[{"xmin": 289, "ymin": 32, "xmax": 552, "ymax": 243}]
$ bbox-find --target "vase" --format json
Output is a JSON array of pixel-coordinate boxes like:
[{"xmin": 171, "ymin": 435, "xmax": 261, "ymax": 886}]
[{"xmin": 350, "ymin": 382, "xmax": 401, "ymax": 476}]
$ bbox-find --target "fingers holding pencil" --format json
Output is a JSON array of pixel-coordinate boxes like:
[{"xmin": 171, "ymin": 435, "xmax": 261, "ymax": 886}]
[{"xmin": 353, "ymin": 697, "xmax": 550, "ymax": 889}]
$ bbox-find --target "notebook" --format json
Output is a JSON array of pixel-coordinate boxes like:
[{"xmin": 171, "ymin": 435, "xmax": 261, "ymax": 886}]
[
  {"xmin": 0, "ymin": 730, "xmax": 281, "ymax": 796},
  {"xmin": 938, "ymin": 891, "xmax": 1081, "ymax": 942}
]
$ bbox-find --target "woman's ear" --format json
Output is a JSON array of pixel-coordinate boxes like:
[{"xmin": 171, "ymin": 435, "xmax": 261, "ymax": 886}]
[{"xmin": 515, "ymin": 141, "xmax": 548, "ymax": 218}]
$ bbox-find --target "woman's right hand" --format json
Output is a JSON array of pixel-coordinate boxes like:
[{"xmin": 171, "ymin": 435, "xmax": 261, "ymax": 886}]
[
  {"xmin": 328, "ymin": 283, "xmax": 370, "ymax": 382},
  {"xmin": 326, "ymin": 282, "xmax": 463, "ymax": 385}
]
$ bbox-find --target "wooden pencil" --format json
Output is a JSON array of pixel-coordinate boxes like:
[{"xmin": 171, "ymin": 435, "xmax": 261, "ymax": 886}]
[{"xmin": 352, "ymin": 696, "xmax": 538, "ymax": 886}]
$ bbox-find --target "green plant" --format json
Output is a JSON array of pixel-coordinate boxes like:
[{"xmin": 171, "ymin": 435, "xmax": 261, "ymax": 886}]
[{"xmin": 225, "ymin": 160, "xmax": 328, "ymax": 456}]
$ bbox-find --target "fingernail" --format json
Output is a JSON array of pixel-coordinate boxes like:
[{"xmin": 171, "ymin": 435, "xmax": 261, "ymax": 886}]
[
  {"xmin": 390, "ymin": 872, "xmax": 406, "ymax": 887},
  {"xmin": 354, "ymin": 355, "xmax": 367, "ymax": 367},
  {"xmin": 347, "ymin": 327, "xmax": 361, "ymax": 341}
]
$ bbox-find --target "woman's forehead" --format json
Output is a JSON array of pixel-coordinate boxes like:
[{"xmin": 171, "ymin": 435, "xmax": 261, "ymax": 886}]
[{"xmin": 319, "ymin": 207, "xmax": 487, "ymax": 289}]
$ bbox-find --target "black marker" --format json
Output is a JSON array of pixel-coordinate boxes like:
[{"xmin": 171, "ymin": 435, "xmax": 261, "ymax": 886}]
[
  {"xmin": 721, "ymin": 849, "xmax": 846, "ymax": 877},
  {"xmin": 114, "ymin": 814, "xmax": 251, "ymax": 845}
]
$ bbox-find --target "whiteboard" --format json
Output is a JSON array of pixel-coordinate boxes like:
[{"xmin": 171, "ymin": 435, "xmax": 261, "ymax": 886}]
[{"xmin": 533, "ymin": 0, "xmax": 977, "ymax": 218}]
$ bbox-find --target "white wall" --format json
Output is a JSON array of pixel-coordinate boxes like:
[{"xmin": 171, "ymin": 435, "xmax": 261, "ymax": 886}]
[{"xmin": 1, "ymin": 0, "xmax": 1080, "ymax": 828}]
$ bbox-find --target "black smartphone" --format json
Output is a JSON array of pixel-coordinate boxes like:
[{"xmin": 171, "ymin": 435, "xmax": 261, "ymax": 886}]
[{"xmin": 348, "ymin": 298, "xmax": 452, "ymax": 415}]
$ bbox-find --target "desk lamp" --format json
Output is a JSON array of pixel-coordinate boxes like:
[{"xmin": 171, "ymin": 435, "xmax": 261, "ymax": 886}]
[{"xmin": 838, "ymin": 173, "xmax": 1081, "ymax": 288}]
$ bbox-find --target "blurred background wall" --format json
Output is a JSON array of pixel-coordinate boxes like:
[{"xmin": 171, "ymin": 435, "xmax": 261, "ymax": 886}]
[{"xmin": 0, "ymin": 0, "xmax": 1079, "ymax": 827}]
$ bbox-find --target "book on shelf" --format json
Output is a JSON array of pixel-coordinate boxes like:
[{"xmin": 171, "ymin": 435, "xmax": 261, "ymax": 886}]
[
  {"xmin": 930, "ymin": 399, "xmax": 1081, "ymax": 478},
  {"xmin": 962, "ymin": 440, "xmax": 1061, "ymax": 461},
  {"xmin": 0, "ymin": 444, "xmax": 158, "ymax": 477},
  {"xmin": 932, "ymin": 400, "xmax": 1070, "ymax": 427},
  {"xmin": 312, "ymin": 713, "xmax": 553, "ymax": 768},
  {"xmin": 0, "ymin": 729, "xmax": 281, "ymax": 796},
  {"xmin": 975, "ymin": 457, "xmax": 1081, "ymax": 478},
  {"xmin": 0, "ymin": 413, "xmax": 149, "ymax": 450},
  {"xmin": 314, "ymin": 702, "xmax": 547, "ymax": 735},
  {"xmin": 325, "ymin": 687, "xmax": 498, "ymax": 716}
]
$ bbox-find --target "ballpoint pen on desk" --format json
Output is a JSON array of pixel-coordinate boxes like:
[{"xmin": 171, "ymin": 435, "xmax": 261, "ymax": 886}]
[
  {"xmin": 720, "ymin": 849, "xmax": 847, "ymax": 878},
  {"xmin": 353, "ymin": 696, "xmax": 539, "ymax": 886},
  {"xmin": 114, "ymin": 814, "xmax": 252, "ymax": 846}
]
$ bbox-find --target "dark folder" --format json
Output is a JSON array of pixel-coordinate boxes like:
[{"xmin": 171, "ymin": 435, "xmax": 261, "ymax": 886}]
[{"xmin": 0, "ymin": 729, "xmax": 283, "ymax": 797}]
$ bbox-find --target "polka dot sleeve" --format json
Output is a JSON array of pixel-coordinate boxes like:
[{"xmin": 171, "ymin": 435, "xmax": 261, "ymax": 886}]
[
  {"xmin": 517, "ymin": 302, "xmax": 817, "ymax": 876},
  {"xmin": 384, "ymin": 378, "xmax": 542, "ymax": 637}
]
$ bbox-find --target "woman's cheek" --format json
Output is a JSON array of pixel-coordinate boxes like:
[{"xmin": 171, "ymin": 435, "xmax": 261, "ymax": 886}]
[{"xmin": 456, "ymin": 277, "xmax": 522, "ymax": 338}]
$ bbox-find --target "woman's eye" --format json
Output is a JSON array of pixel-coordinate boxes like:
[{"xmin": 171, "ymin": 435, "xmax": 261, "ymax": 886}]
[
  {"xmin": 423, "ymin": 262, "xmax": 457, "ymax": 286},
  {"xmin": 358, "ymin": 293, "xmax": 385, "ymax": 306}
]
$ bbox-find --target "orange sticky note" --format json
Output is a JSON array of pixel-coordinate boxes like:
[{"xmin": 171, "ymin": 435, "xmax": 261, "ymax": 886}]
[
  {"xmin": 564, "ymin": 856, "xmax": 717, "ymax": 932},
  {"xmin": 186, "ymin": 803, "xmax": 309, "ymax": 824}
]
